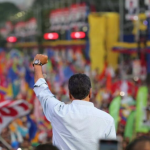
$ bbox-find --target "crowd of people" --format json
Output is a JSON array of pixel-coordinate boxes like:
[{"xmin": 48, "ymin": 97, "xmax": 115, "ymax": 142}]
[{"xmin": 0, "ymin": 46, "xmax": 150, "ymax": 150}]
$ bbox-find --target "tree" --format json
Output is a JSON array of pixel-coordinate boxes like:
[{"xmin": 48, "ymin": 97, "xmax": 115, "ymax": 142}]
[{"xmin": 0, "ymin": 2, "xmax": 19, "ymax": 22}]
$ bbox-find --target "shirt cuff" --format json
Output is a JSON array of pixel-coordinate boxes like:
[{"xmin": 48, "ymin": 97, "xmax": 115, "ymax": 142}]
[
  {"xmin": 34, "ymin": 78, "xmax": 49, "ymax": 96},
  {"xmin": 34, "ymin": 78, "xmax": 47, "ymax": 87}
]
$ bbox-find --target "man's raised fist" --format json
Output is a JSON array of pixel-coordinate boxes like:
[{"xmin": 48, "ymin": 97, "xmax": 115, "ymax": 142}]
[{"xmin": 33, "ymin": 54, "xmax": 48, "ymax": 65}]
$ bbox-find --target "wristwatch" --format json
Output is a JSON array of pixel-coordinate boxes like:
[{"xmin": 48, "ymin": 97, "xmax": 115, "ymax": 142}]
[{"xmin": 33, "ymin": 59, "xmax": 43, "ymax": 67}]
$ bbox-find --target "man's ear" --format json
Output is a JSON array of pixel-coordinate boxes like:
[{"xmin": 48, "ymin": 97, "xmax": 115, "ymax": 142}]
[{"xmin": 89, "ymin": 88, "xmax": 92, "ymax": 99}]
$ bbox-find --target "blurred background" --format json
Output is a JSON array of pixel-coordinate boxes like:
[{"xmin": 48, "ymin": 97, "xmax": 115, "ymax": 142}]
[{"xmin": 0, "ymin": 0, "xmax": 150, "ymax": 150}]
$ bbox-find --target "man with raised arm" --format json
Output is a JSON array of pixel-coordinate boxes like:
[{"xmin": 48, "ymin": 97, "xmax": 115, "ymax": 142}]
[{"xmin": 33, "ymin": 54, "xmax": 116, "ymax": 150}]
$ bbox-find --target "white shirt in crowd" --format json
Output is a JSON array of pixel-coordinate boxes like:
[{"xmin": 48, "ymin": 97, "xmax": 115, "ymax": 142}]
[{"xmin": 34, "ymin": 78, "xmax": 116, "ymax": 150}]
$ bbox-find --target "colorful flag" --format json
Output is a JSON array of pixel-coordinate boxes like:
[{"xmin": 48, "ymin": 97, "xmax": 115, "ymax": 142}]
[
  {"xmin": 124, "ymin": 111, "xmax": 136, "ymax": 140},
  {"xmin": 99, "ymin": 62, "xmax": 107, "ymax": 80},
  {"xmin": 109, "ymin": 96, "xmax": 121, "ymax": 130},
  {"xmin": 0, "ymin": 100, "xmax": 30, "ymax": 132},
  {"xmin": 136, "ymin": 86, "xmax": 150, "ymax": 133},
  {"xmin": 0, "ymin": 86, "xmax": 7, "ymax": 95},
  {"xmin": 27, "ymin": 115, "xmax": 37, "ymax": 141},
  {"xmin": 106, "ymin": 73, "xmax": 112, "ymax": 92}
]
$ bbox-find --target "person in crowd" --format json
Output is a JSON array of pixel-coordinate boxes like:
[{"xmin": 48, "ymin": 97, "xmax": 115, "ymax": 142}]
[
  {"xmin": 126, "ymin": 136, "xmax": 150, "ymax": 150},
  {"xmin": 1, "ymin": 47, "xmax": 149, "ymax": 149},
  {"xmin": 35, "ymin": 144, "xmax": 59, "ymax": 150},
  {"xmin": 33, "ymin": 54, "xmax": 116, "ymax": 150}
]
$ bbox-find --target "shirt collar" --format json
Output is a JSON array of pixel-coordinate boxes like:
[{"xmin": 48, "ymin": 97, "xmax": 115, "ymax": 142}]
[{"xmin": 72, "ymin": 100, "xmax": 94, "ymax": 107}]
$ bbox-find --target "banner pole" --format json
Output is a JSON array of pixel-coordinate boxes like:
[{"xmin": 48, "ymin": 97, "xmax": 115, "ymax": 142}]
[
  {"xmin": 0, "ymin": 136, "xmax": 12, "ymax": 150},
  {"xmin": 136, "ymin": 0, "xmax": 140, "ymax": 42},
  {"xmin": 119, "ymin": 0, "xmax": 124, "ymax": 42}
]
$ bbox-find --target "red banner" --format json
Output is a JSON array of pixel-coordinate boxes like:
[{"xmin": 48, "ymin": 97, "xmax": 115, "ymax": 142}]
[
  {"xmin": 14, "ymin": 22, "xmax": 26, "ymax": 37},
  {"xmin": 25, "ymin": 18, "xmax": 37, "ymax": 36},
  {"xmin": 49, "ymin": 3, "xmax": 87, "ymax": 31},
  {"xmin": 14, "ymin": 18, "xmax": 37, "ymax": 37}
]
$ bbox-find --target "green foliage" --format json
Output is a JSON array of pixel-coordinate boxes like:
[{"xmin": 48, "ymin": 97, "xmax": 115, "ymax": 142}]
[{"xmin": 0, "ymin": 2, "xmax": 19, "ymax": 22}]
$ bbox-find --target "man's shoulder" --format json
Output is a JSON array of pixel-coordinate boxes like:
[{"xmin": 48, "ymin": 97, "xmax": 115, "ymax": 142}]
[{"xmin": 93, "ymin": 107, "xmax": 114, "ymax": 122}]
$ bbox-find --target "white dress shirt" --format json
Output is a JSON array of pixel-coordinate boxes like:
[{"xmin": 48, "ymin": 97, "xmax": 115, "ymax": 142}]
[{"xmin": 34, "ymin": 78, "xmax": 116, "ymax": 150}]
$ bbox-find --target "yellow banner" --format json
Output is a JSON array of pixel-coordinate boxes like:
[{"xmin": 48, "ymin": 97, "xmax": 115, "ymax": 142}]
[
  {"xmin": 89, "ymin": 13, "xmax": 119, "ymax": 72},
  {"xmin": 89, "ymin": 13, "xmax": 106, "ymax": 72},
  {"xmin": 105, "ymin": 13, "xmax": 119, "ymax": 69}
]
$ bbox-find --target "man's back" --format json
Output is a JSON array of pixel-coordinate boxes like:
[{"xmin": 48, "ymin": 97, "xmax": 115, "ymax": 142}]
[
  {"xmin": 34, "ymin": 78, "xmax": 116, "ymax": 150},
  {"xmin": 52, "ymin": 100, "xmax": 116, "ymax": 150}
]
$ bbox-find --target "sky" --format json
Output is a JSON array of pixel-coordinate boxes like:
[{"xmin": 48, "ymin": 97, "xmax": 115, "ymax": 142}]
[{"xmin": 0, "ymin": 0, "xmax": 35, "ymax": 10}]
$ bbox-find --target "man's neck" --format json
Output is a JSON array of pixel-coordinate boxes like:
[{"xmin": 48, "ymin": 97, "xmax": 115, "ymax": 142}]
[{"xmin": 72, "ymin": 99, "xmax": 90, "ymax": 102}]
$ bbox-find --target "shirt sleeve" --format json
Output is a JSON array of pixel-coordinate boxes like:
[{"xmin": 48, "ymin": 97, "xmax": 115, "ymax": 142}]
[
  {"xmin": 33, "ymin": 78, "xmax": 61, "ymax": 122},
  {"xmin": 105, "ymin": 119, "xmax": 116, "ymax": 139}
]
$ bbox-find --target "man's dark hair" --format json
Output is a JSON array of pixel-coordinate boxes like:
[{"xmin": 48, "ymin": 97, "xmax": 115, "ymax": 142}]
[
  {"xmin": 68, "ymin": 73, "xmax": 91, "ymax": 100},
  {"xmin": 126, "ymin": 136, "xmax": 150, "ymax": 150},
  {"xmin": 35, "ymin": 143, "xmax": 59, "ymax": 150}
]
